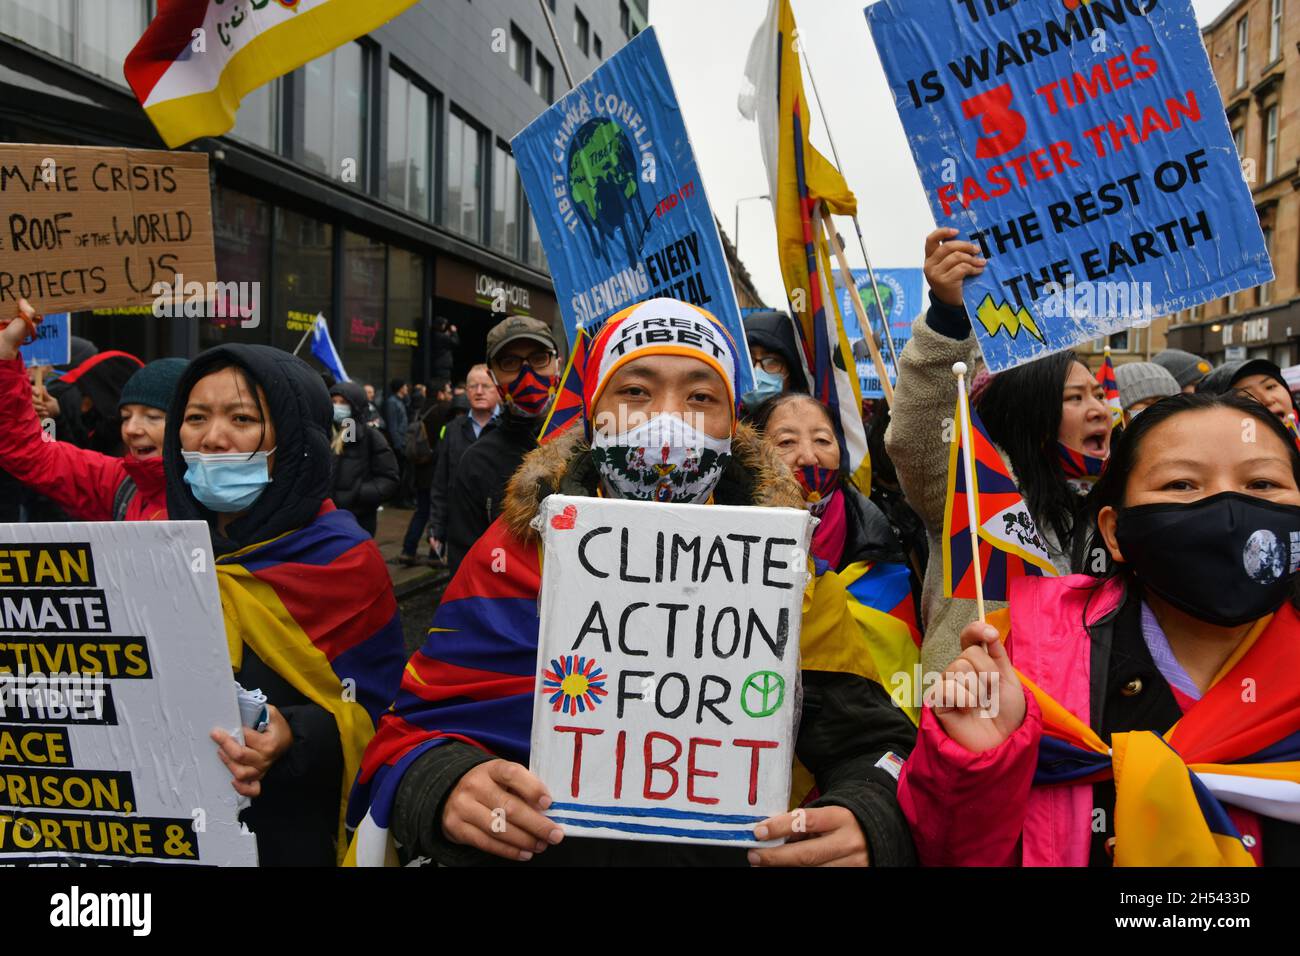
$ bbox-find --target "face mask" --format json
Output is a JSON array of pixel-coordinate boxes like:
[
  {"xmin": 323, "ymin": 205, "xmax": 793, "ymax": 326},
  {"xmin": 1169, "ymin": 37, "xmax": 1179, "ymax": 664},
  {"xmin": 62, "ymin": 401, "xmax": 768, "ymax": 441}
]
[
  {"xmin": 182, "ymin": 448, "xmax": 276, "ymax": 513},
  {"xmin": 795, "ymin": 465, "xmax": 840, "ymax": 515},
  {"xmin": 333, "ymin": 404, "xmax": 352, "ymax": 424},
  {"xmin": 497, "ymin": 364, "xmax": 556, "ymax": 419},
  {"xmin": 591, "ymin": 414, "xmax": 731, "ymax": 504},
  {"xmin": 1057, "ymin": 441, "xmax": 1106, "ymax": 495},
  {"xmin": 741, "ymin": 367, "xmax": 785, "ymax": 409},
  {"xmin": 1116, "ymin": 492, "xmax": 1300, "ymax": 627}
]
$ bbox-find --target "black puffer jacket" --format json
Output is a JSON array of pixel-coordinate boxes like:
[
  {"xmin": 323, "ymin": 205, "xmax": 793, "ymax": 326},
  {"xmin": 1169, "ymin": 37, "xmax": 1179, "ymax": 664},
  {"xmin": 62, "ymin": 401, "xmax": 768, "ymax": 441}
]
[
  {"xmin": 328, "ymin": 381, "xmax": 399, "ymax": 536},
  {"xmin": 445, "ymin": 410, "xmax": 539, "ymax": 569}
]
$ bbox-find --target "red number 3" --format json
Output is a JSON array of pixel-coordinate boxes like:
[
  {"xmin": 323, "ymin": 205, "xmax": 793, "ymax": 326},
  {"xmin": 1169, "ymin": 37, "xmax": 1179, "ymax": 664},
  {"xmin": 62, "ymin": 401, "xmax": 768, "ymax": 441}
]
[{"xmin": 961, "ymin": 84, "xmax": 1027, "ymax": 159}]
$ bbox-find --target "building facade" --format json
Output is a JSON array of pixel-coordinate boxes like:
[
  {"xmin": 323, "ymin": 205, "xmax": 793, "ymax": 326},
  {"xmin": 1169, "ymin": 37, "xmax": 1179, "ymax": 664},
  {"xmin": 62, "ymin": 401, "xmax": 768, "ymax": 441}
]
[
  {"xmin": 0, "ymin": 0, "xmax": 652, "ymax": 388},
  {"xmin": 1161, "ymin": 0, "xmax": 1298, "ymax": 368}
]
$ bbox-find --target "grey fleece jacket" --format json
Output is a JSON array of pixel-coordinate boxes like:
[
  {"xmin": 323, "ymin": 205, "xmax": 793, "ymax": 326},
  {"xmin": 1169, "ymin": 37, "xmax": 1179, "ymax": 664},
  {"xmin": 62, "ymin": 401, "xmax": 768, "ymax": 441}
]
[{"xmin": 884, "ymin": 303, "xmax": 1072, "ymax": 676}]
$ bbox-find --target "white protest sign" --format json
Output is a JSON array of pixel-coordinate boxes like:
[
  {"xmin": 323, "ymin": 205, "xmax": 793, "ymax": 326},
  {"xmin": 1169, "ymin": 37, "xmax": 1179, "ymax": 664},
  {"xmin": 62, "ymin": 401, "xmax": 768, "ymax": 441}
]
[
  {"xmin": 0, "ymin": 521, "xmax": 257, "ymax": 866},
  {"xmin": 530, "ymin": 495, "xmax": 812, "ymax": 847}
]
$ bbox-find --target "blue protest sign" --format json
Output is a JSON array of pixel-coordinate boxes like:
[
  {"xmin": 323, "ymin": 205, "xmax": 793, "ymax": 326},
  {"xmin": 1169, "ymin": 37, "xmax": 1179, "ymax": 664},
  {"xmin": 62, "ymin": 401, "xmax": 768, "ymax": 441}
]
[
  {"xmin": 513, "ymin": 28, "xmax": 754, "ymax": 394},
  {"xmin": 839, "ymin": 268, "xmax": 924, "ymax": 398},
  {"xmin": 19, "ymin": 312, "xmax": 70, "ymax": 367},
  {"xmin": 865, "ymin": 0, "xmax": 1272, "ymax": 372}
]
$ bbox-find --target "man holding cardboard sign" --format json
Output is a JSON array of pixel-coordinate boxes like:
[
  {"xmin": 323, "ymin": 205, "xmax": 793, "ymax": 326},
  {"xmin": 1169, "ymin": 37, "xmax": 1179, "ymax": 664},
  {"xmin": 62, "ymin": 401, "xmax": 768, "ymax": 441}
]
[{"xmin": 348, "ymin": 298, "xmax": 916, "ymax": 867}]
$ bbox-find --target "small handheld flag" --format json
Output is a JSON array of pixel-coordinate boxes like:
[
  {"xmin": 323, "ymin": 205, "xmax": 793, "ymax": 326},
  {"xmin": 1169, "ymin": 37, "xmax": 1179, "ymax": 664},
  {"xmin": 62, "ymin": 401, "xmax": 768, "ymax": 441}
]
[
  {"xmin": 538, "ymin": 325, "xmax": 588, "ymax": 445},
  {"xmin": 1097, "ymin": 348, "xmax": 1123, "ymax": 428},
  {"xmin": 943, "ymin": 363, "xmax": 1057, "ymax": 605},
  {"xmin": 306, "ymin": 314, "xmax": 349, "ymax": 383}
]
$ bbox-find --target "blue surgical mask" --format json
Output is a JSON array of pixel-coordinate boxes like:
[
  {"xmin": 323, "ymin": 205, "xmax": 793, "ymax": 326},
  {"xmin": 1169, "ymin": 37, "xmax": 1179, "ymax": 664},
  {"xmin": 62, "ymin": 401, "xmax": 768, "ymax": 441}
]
[
  {"xmin": 333, "ymin": 403, "xmax": 352, "ymax": 424},
  {"xmin": 182, "ymin": 448, "xmax": 276, "ymax": 513},
  {"xmin": 741, "ymin": 367, "xmax": 785, "ymax": 409}
]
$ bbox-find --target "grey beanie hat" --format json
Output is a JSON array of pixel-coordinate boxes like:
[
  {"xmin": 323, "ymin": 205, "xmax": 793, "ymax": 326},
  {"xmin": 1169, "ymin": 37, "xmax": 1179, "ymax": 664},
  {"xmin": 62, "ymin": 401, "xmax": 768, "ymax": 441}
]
[
  {"xmin": 1115, "ymin": 362, "xmax": 1180, "ymax": 411},
  {"xmin": 1152, "ymin": 349, "xmax": 1212, "ymax": 389}
]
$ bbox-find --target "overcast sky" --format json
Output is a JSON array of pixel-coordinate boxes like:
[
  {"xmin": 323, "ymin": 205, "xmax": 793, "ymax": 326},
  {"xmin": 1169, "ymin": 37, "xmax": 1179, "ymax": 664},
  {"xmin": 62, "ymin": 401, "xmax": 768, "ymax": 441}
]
[{"xmin": 648, "ymin": 0, "xmax": 1238, "ymax": 307}]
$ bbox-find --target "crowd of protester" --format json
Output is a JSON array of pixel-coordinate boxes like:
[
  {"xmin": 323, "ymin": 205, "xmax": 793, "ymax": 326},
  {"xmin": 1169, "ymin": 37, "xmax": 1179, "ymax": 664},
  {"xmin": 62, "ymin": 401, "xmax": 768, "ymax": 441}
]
[{"xmin": 4, "ymin": 223, "xmax": 1298, "ymax": 867}]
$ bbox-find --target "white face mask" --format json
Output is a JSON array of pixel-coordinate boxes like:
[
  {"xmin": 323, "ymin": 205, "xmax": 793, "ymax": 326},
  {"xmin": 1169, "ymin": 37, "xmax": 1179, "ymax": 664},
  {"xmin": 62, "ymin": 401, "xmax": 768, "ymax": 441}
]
[{"xmin": 590, "ymin": 414, "xmax": 732, "ymax": 504}]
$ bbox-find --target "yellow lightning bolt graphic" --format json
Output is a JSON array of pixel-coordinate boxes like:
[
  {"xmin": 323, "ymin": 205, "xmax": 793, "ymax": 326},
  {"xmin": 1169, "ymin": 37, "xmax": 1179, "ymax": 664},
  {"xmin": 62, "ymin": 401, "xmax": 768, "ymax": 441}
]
[{"xmin": 975, "ymin": 295, "xmax": 1045, "ymax": 343}]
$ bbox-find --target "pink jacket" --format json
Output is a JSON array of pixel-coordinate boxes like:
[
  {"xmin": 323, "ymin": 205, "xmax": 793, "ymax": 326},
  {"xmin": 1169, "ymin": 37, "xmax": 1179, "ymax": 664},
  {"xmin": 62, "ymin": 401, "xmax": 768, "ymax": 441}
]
[{"xmin": 897, "ymin": 574, "xmax": 1123, "ymax": 866}]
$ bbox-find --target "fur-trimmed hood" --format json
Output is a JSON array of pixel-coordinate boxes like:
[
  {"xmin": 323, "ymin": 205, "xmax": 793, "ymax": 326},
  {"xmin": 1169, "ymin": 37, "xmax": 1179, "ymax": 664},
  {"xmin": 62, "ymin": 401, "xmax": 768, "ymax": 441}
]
[{"xmin": 502, "ymin": 422, "xmax": 804, "ymax": 542}]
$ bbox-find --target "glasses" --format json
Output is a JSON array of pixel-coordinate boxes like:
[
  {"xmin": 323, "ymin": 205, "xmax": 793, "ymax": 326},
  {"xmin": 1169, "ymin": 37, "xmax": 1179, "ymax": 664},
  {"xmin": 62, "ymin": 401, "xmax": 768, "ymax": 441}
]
[
  {"xmin": 496, "ymin": 350, "xmax": 556, "ymax": 374},
  {"xmin": 755, "ymin": 356, "xmax": 787, "ymax": 374},
  {"xmin": 466, "ymin": 383, "xmax": 496, "ymax": 393}
]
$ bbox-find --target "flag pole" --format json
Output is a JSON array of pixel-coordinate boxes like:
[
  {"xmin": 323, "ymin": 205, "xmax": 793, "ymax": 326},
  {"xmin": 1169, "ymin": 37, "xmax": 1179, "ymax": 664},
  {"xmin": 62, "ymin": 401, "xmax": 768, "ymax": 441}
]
[
  {"xmin": 801, "ymin": 40, "xmax": 902, "ymax": 377},
  {"xmin": 953, "ymin": 361, "xmax": 986, "ymax": 622},
  {"xmin": 291, "ymin": 320, "xmax": 316, "ymax": 358},
  {"xmin": 824, "ymin": 206, "xmax": 895, "ymax": 407},
  {"xmin": 539, "ymin": 0, "xmax": 576, "ymax": 89}
]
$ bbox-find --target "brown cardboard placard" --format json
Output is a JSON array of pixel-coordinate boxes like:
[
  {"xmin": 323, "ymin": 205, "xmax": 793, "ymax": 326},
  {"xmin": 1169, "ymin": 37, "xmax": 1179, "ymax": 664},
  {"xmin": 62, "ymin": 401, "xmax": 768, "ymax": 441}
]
[{"xmin": 0, "ymin": 144, "xmax": 215, "ymax": 315}]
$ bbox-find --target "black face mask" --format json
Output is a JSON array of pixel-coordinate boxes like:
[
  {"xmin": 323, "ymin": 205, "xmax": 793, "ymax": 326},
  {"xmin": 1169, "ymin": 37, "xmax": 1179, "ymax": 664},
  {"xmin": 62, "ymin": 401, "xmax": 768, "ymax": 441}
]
[{"xmin": 1115, "ymin": 492, "xmax": 1300, "ymax": 627}]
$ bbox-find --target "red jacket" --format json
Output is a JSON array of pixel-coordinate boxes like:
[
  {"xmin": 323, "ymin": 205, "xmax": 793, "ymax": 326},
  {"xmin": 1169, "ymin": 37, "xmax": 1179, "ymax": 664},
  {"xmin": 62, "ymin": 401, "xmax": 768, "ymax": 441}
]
[{"xmin": 0, "ymin": 357, "xmax": 167, "ymax": 521}]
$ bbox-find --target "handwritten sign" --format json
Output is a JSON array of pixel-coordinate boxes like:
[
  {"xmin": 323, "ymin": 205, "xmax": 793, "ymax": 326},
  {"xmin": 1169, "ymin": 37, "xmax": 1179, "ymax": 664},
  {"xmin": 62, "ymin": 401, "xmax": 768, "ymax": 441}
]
[
  {"xmin": 865, "ymin": 0, "xmax": 1272, "ymax": 372},
  {"xmin": 0, "ymin": 145, "xmax": 216, "ymax": 314},
  {"xmin": 531, "ymin": 496, "xmax": 811, "ymax": 847},
  {"xmin": 0, "ymin": 521, "xmax": 257, "ymax": 866},
  {"xmin": 512, "ymin": 28, "xmax": 754, "ymax": 395}
]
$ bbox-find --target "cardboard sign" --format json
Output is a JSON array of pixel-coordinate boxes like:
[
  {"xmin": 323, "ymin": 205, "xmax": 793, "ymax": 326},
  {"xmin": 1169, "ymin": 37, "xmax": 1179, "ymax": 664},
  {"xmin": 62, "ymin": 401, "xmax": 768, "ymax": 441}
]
[
  {"xmin": 530, "ymin": 495, "xmax": 811, "ymax": 847},
  {"xmin": 18, "ymin": 312, "xmax": 70, "ymax": 368},
  {"xmin": 512, "ymin": 29, "xmax": 755, "ymax": 395},
  {"xmin": 838, "ymin": 268, "xmax": 925, "ymax": 398},
  {"xmin": 865, "ymin": 0, "xmax": 1272, "ymax": 372},
  {"xmin": 0, "ymin": 145, "xmax": 216, "ymax": 315},
  {"xmin": 0, "ymin": 521, "xmax": 257, "ymax": 866}
]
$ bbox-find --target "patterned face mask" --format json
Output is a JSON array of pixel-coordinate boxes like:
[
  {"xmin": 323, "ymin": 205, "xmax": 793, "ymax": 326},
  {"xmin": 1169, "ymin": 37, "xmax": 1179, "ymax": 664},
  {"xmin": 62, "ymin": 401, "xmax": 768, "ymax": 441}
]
[
  {"xmin": 1057, "ymin": 442, "xmax": 1107, "ymax": 496},
  {"xmin": 591, "ymin": 414, "xmax": 732, "ymax": 504},
  {"xmin": 497, "ymin": 364, "xmax": 556, "ymax": 418},
  {"xmin": 795, "ymin": 465, "xmax": 841, "ymax": 515}
]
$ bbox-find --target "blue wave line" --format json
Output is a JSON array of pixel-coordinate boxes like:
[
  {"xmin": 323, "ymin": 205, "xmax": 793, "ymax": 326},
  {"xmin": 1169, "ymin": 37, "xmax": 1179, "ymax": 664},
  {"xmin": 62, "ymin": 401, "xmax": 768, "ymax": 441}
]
[
  {"xmin": 549, "ymin": 816, "xmax": 758, "ymax": 842},
  {"xmin": 549, "ymin": 802, "xmax": 764, "ymax": 824}
]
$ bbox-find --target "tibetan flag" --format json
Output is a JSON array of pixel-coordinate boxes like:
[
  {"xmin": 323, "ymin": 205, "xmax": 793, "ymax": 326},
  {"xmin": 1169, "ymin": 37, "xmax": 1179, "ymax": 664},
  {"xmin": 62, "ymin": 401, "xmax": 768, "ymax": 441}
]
[
  {"xmin": 309, "ymin": 313, "xmax": 349, "ymax": 383},
  {"xmin": 1097, "ymin": 349, "xmax": 1123, "ymax": 428},
  {"xmin": 740, "ymin": 0, "xmax": 869, "ymax": 493},
  {"xmin": 942, "ymin": 402, "xmax": 1057, "ymax": 600},
  {"xmin": 839, "ymin": 560, "xmax": 922, "ymax": 725},
  {"xmin": 1058, "ymin": 443, "xmax": 1106, "ymax": 492},
  {"xmin": 126, "ymin": 0, "xmax": 419, "ymax": 149},
  {"xmin": 539, "ymin": 326, "xmax": 588, "ymax": 445},
  {"xmin": 1286, "ymin": 414, "xmax": 1300, "ymax": 455},
  {"xmin": 1025, "ymin": 603, "xmax": 1300, "ymax": 866},
  {"xmin": 216, "ymin": 502, "xmax": 406, "ymax": 864}
]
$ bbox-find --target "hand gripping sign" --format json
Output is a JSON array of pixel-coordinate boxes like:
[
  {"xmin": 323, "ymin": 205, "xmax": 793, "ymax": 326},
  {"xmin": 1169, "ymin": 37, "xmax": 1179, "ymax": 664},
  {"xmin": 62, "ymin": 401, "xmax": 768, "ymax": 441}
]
[{"xmin": 530, "ymin": 496, "xmax": 812, "ymax": 847}]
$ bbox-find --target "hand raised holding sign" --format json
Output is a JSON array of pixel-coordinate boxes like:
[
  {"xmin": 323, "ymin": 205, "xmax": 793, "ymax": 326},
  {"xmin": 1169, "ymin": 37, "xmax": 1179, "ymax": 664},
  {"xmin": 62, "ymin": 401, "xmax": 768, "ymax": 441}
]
[
  {"xmin": 748, "ymin": 806, "xmax": 869, "ymax": 867},
  {"xmin": 932, "ymin": 621, "xmax": 1026, "ymax": 754},
  {"xmin": 0, "ymin": 299, "xmax": 41, "ymax": 361},
  {"xmin": 442, "ymin": 759, "xmax": 563, "ymax": 862},
  {"xmin": 924, "ymin": 229, "xmax": 986, "ymax": 308}
]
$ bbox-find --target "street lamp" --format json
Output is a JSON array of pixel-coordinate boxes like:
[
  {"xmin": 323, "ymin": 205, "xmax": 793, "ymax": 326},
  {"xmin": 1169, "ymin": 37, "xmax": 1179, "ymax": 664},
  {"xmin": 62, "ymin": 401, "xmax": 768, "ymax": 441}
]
[{"xmin": 734, "ymin": 194, "xmax": 770, "ymax": 259}]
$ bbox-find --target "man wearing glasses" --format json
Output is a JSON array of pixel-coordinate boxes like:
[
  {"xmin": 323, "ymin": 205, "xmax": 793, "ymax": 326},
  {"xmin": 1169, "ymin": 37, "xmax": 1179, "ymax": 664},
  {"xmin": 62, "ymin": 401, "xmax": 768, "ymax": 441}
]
[{"xmin": 443, "ymin": 316, "xmax": 560, "ymax": 570}]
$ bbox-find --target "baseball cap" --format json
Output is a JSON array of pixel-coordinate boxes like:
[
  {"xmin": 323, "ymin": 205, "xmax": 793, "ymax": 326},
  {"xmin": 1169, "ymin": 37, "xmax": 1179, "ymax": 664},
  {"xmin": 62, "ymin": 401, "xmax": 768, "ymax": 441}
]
[{"xmin": 486, "ymin": 316, "xmax": 556, "ymax": 363}]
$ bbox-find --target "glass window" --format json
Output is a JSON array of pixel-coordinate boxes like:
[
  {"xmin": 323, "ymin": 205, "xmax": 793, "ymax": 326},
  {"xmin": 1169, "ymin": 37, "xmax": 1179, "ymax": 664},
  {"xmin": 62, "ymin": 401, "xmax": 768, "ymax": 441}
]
[
  {"xmin": 510, "ymin": 25, "xmax": 531, "ymax": 83},
  {"xmin": 1264, "ymin": 105, "xmax": 1279, "ymax": 182},
  {"xmin": 387, "ymin": 247, "xmax": 426, "ymax": 386},
  {"xmin": 302, "ymin": 41, "xmax": 368, "ymax": 190},
  {"xmin": 574, "ymin": 9, "xmax": 589, "ymax": 55},
  {"xmin": 0, "ymin": 0, "xmax": 74, "ymax": 59},
  {"xmin": 274, "ymin": 208, "xmax": 334, "ymax": 356},
  {"xmin": 340, "ymin": 232, "xmax": 387, "ymax": 390},
  {"xmin": 528, "ymin": 212, "xmax": 547, "ymax": 271},
  {"xmin": 1270, "ymin": 0, "xmax": 1284, "ymax": 63},
  {"xmin": 534, "ymin": 54, "xmax": 555, "ymax": 103},
  {"xmin": 445, "ymin": 110, "xmax": 483, "ymax": 242},
  {"xmin": 594, "ymin": 34, "xmax": 603, "ymax": 60},
  {"xmin": 491, "ymin": 144, "xmax": 520, "ymax": 259},
  {"xmin": 1260, "ymin": 229, "xmax": 1274, "ymax": 306},
  {"xmin": 620, "ymin": 2, "xmax": 631, "ymax": 39},
  {"xmin": 74, "ymin": 0, "xmax": 147, "ymax": 84},
  {"xmin": 231, "ymin": 79, "xmax": 282, "ymax": 152},
  {"xmin": 203, "ymin": 185, "xmax": 272, "ymax": 351},
  {"xmin": 386, "ymin": 68, "xmax": 431, "ymax": 218},
  {"xmin": 1236, "ymin": 16, "xmax": 1249, "ymax": 89},
  {"xmin": 1108, "ymin": 331, "xmax": 1130, "ymax": 352}
]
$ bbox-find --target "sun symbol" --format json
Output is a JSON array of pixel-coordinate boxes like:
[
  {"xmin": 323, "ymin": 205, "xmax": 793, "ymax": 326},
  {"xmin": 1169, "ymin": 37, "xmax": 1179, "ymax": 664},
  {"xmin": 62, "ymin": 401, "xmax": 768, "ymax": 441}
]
[{"xmin": 542, "ymin": 655, "xmax": 608, "ymax": 715}]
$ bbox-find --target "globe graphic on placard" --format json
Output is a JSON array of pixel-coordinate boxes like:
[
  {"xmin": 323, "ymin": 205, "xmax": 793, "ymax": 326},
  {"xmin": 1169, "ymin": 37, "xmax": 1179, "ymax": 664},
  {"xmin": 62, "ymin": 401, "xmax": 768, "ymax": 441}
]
[
  {"xmin": 567, "ymin": 118, "xmax": 645, "ymax": 263},
  {"xmin": 857, "ymin": 281, "xmax": 895, "ymax": 320}
]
